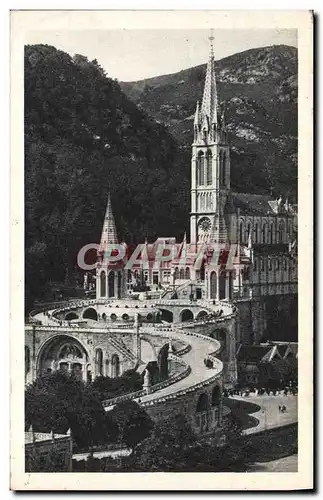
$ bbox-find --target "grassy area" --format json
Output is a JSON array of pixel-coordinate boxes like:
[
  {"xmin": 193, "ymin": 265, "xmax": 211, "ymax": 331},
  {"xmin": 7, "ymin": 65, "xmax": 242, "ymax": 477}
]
[
  {"xmin": 223, "ymin": 398, "xmax": 261, "ymax": 430},
  {"xmin": 247, "ymin": 424, "xmax": 298, "ymax": 463}
]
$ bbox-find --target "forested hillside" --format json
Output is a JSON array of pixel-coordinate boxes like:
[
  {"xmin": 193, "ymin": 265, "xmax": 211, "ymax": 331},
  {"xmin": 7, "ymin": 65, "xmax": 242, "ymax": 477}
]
[
  {"xmin": 25, "ymin": 43, "xmax": 297, "ymax": 307},
  {"xmin": 121, "ymin": 44, "xmax": 298, "ymax": 199},
  {"xmin": 25, "ymin": 45, "xmax": 189, "ymax": 306}
]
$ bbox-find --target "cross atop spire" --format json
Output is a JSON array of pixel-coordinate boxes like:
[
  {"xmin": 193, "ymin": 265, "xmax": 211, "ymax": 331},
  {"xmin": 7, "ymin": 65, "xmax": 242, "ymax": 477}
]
[
  {"xmin": 99, "ymin": 193, "xmax": 118, "ymax": 251},
  {"xmin": 201, "ymin": 29, "xmax": 219, "ymax": 125}
]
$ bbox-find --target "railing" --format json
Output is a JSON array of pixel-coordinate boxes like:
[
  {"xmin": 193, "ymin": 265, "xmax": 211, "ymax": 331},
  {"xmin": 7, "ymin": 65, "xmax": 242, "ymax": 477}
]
[
  {"xmin": 109, "ymin": 337, "xmax": 137, "ymax": 362},
  {"xmin": 102, "ymin": 355, "xmax": 191, "ymax": 408}
]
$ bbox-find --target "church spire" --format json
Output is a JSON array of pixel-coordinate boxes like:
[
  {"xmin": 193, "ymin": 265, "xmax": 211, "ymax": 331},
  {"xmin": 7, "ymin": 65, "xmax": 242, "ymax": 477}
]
[
  {"xmin": 194, "ymin": 100, "xmax": 200, "ymax": 126},
  {"xmin": 201, "ymin": 30, "xmax": 219, "ymax": 126},
  {"xmin": 99, "ymin": 193, "xmax": 118, "ymax": 251},
  {"xmin": 209, "ymin": 204, "xmax": 228, "ymax": 244}
]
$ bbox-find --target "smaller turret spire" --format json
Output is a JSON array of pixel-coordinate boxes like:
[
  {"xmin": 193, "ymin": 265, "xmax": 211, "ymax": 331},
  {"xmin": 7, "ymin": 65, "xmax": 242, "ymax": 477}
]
[
  {"xmin": 194, "ymin": 100, "xmax": 200, "ymax": 126},
  {"xmin": 99, "ymin": 193, "xmax": 118, "ymax": 251}
]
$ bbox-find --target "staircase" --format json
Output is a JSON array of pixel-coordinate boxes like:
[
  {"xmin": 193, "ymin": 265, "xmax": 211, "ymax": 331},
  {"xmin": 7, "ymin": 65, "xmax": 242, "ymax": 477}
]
[
  {"xmin": 108, "ymin": 336, "xmax": 137, "ymax": 363},
  {"xmin": 161, "ymin": 280, "xmax": 192, "ymax": 299}
]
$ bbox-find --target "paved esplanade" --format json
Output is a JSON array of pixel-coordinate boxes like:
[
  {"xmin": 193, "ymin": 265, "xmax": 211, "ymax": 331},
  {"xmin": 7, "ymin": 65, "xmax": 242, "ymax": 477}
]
[{"xmin": 231, "ymin": 393, "xmax": 298, "ymax": 435}]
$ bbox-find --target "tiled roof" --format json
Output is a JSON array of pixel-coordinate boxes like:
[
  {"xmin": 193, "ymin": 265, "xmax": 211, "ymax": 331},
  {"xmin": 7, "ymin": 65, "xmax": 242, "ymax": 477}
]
[
  {"xmin": 232, "ymin": 192, "xmax": 275, "ymax": 215},
  {"xmin": 236, "ymin": 344, "xmax": 274, "ymax": 362}
]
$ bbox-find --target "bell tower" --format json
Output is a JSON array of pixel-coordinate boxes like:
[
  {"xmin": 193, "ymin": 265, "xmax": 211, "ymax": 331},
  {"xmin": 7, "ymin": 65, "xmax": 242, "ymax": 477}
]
[{"xmin": 190, "ymin": 32, "xmax": 231, "ymax": 244}]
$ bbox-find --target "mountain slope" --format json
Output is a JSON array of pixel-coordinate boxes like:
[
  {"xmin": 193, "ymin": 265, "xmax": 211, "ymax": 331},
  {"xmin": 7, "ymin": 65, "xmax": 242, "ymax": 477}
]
[
  {"xmin": 121, "ymin": 44, "xmax": 298, "ymax": 199},
  {"xmin": 25, "ymin": 45, "xmax": 190, "ymax": 306}
]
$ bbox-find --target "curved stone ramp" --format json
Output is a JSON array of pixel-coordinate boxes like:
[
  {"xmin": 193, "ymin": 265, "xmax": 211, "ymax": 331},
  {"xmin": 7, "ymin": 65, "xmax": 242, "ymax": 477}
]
[
  {"xmin": 105, "ymin": 326, "xmax": 223, "ymax": 410},
  {"xmin": 31, "ymin": 300, "xmax": 225, "ymax": 413}
]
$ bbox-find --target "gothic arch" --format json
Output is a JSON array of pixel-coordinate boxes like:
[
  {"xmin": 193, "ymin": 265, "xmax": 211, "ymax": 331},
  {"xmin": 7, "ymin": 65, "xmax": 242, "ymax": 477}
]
[
  {"xmin": 210, "ymin": 271, "xmax": 217, "ymax": 299},
  {"xmin": 185, "ymin": 267, "xmax": 191, "ymax": 280},
  {"xmin": 206, "ymin": 150, "xmax": 212, "ymax": 185},
  {"xmin": 262, "ymin": 223, "xmax": 267, "ymax": 244},
  {"xmin": 219, "ymin": 272, "xmax": 226, "ymax": 300},
  {"xmin": 239, "ymin": 220, "xmax": 245, "ymax": 244},
  {"xmin": 108, "ymin": 271, "xmax": 115, "ymax": 297},
  {"xmin": 179, "ymin": 268, "xmax": 185, "ymax": 280},
  {"xmin": 174, "ymin": 267, "xmax": 179, "ymax": 280},
  {"xmin": 278, "ymin": 221, "xmax": 285, "ymax": 243},
  {"xmin": 196, "ymin": 393, "xmax": 209, "ymax": 413},
  {"xmin": 95, "ymin": 348, "xmax": 103, "ymax": 377},
  {"xmin": 211, "ymin": 385, "xmax": 221, "ymax": 406},
  {"xmin": 197, "ymin": 151, "xmax": 205, "ymax": 186},
  {"xmin": 36, "ymin": 335, "xmax": 89, "ymax": 374},
  {"xmin": 111, "ymin": 354, "xmax": 120, "ymax": 378},
  {"xmin": 246, "ymin": 221, "xmax": 252, "ymax": 240},
  {"xmin": 269, "ymin": 223, "xmax": 274, "ymax": 244},
  {"xmin": 100, "ymin": 270, "xmax": 106, "ymax": 297},
  {"xmin": 117, "ymin": 272, "xmax": 122, "ymax": 298}
]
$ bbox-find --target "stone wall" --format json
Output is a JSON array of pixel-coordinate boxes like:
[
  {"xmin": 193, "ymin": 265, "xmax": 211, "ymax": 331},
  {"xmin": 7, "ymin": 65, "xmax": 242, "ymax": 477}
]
[{"xmin": 235, "ymin": 293, "xmax": 298, "ymax": 345}]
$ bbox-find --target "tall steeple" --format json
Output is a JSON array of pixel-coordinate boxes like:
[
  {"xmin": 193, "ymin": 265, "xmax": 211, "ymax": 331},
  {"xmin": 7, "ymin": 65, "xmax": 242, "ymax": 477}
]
[
  {"xmin": 209, "ymin": 204, "xmax": 228, "ymax": 244},
  {"xmin": 190, "ymin": 30, "xmax": 231, "ymax": 246},
  {"xmin": 99, "ymin": 193, "xmax": 118, "ymax": 251},
  {"xmin": 201, "ymin": 31, "xmax": 219, "ymax": 126}
]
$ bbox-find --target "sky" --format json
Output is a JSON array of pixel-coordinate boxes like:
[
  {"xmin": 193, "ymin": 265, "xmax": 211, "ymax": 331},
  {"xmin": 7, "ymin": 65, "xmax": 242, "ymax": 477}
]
[{"xmin": 25, "ymin": 29, "xmax": 297, "ymax": 82}]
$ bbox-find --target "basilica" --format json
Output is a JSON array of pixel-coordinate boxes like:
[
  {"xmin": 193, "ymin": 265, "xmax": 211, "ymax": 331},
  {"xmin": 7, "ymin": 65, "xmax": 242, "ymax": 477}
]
[
  {"xmin": 25, "ymin": 38, "xmax": 298, "ymax": 436},
  {"xmin": 95, "ymin": 36, "xmax": 298, "ymax": 343}
]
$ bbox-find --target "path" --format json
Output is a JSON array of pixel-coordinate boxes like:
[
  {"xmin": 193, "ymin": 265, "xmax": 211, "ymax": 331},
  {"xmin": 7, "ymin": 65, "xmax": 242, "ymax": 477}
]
[
  {"xmin": 227, "ymin": 393, "xmax": 297, "ymax": 434},
  {"xmin": 247, "ymin": 454, "xmax": 298, "ymax": 472}
]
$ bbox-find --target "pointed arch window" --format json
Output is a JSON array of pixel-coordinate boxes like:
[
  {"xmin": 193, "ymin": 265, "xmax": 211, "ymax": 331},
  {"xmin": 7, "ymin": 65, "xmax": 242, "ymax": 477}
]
[
  {"xmin": 197, "ymin": 151, "xmax": 205, "ymax": 186},
  {"xmin": 108, "ymin": 271, "xmax": 115, "ymax": 297},
  {"xmin": 239, "ymin": 221, "xmax": 244, "ymax": 244},
  {"xmin": 269, "ymin": 224, "xmax": 274, "ymax": 244},
  {"xmin": 95, "ymin": 349, "xmax": 103, "ymax": 377},
  {"xmin": 247, "ymin": 222, "xmax": 252, "ymax": 240},
  {"xmin": 278, "ymin": 222, "xmax": 285, "ymax": 243},
  {"xmin": 219, "ymin": 151, "xmax": 226, "ymax": 186},
  {"xmin": 206, "ymin": 151, "xmax": 212, "ymax": 185},
  {"xmin": 100, "ymin": 271, "xmax": 106, "ymax": 297},
  {"xmin": 262, "ymin": 224, "xmax": 267, "ymax": 244},
  {"xmin": 254, "ymin": 223, "xmax": 259, "ymax": 243},
  {"xmin": 111, "ymin": 354, "xmax": 120, "ymax": 378}
]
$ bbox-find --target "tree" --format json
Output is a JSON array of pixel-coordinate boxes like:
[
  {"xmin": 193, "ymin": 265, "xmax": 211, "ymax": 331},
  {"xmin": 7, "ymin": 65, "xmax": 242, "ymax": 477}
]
[
  {"xmin": 111, "ymin": 400, "xmax": 153, "ymax": 451},
  {"xmin": 25, "ymin": 44, "xmax": 189, "ymax": 308},
  {"xmin": 25, "ymin": 372, "xmax": 112, "ymax": 451},
  {"xmin": 26, "ymin": 448, "xmax": 68, "ymax": 472},
  {"xmin": 130, "ymin": 413, "xmax": 196, "ymax": 471}
]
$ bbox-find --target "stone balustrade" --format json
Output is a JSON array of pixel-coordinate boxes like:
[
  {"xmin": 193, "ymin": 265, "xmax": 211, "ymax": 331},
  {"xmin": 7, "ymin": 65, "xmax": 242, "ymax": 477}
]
[{"xmin": 102, "ymin": 355, "xmax": 191, "ymax": 408}]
